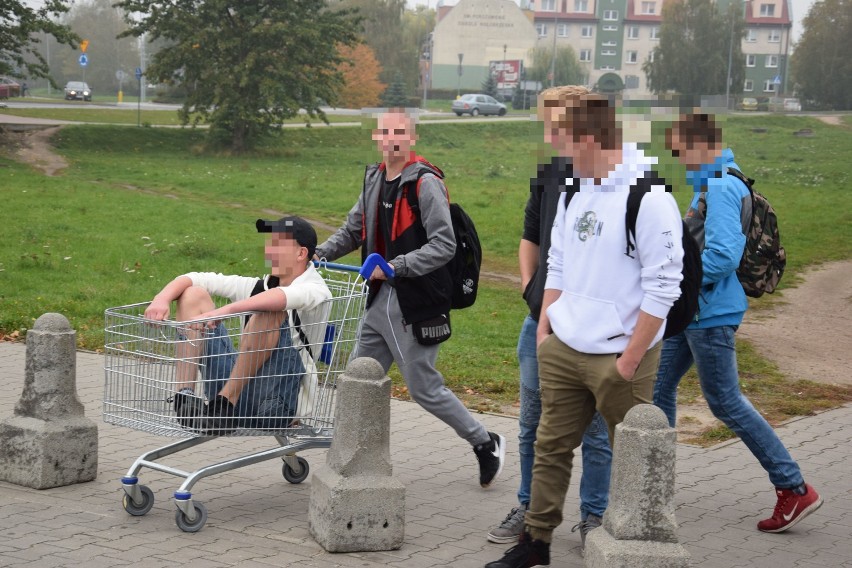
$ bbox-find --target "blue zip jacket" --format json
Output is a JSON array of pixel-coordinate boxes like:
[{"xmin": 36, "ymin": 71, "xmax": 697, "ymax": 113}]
[{"xmin": 684, "ymin": 148, "xmax": 750, "ymax": 328}]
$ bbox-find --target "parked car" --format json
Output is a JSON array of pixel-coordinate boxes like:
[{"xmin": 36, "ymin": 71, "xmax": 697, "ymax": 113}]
[
  {"xmin": 783, "ymin": 98, "xmax": 802, "ymax": 112},
  {"xmin": 64, "ymin": 81, "xmax": 92, "ymax": 101},
  {"xmin": 737, "ymin": 97, "xmax": 758, "ymax": 111},
  {"xmin": 451, "ymin": 93, "xmax": 507, "ymax": 117},
  {"xmin": 0, "ymin": 76, "xmax": 21, "ymax": 99}
]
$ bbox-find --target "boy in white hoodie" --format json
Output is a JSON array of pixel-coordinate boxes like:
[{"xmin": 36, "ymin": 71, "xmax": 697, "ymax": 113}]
[{"xmin": 485, "ymin": 87, "xmax": 684, "ymax": 568}]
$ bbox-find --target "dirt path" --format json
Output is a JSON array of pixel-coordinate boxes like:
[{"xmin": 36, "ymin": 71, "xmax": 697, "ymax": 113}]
[
  {"xmin": 0, "ymin": 125, "xmax": 68, "ymax": 176},
  {"xmin": 738, "ymin": 260, "xmax": 852, "ymax": 387}
]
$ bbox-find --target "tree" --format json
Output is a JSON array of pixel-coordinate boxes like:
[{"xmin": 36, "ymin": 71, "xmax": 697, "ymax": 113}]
[
  {"xmin": 526, "ymin": 46, "xmax": 584, "ymax": 88},
  {"xmin": 335, "ymin": 0, "xmax": 405, "ymax": 84},
  {"xmin": 115, "ymin": 0, "xmax": 359, "ymax": 152},
  {"xmin": 337, "ymin": 43, "xmax": 386, "ymax": 109},
  {"xmin": 791, "ymin": 0, "xmax": 852, "ymax": 110},
  {"xmin": 54, "ymin": 0, "xmax": 140, "ymax": 97},
  {"xmin": 380, "ymin": 71, "xmax": 408, "ymax": 107},
  {"xmin": 0, "ymin": 1, "xmax": 78, "ymax": 80},
  {"xmin": 643, "ymin": 0, "xmax": 745, "ymax": 97},
  {"xmin": 482, "ymin": 73, "xmax": 498, "ymax": 98}
]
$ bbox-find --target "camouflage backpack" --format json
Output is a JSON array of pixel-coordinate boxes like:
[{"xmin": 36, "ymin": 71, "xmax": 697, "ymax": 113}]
[{"xmin": 689, "ymin": 168, "xmax": 786, "ymax": 298}]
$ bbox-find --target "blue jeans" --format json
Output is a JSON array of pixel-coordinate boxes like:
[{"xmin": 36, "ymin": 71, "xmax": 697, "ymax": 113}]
[
  {"xmin": 201, "ymin": 321, "xmax": 304, "ymax": 429},
  {"xmin": 517, "ymin": 315, "xmax": 612, "ymax": 519},
  {"xmin": 653, "ymin": 326, "xmax": 803, "ymax": 488}
]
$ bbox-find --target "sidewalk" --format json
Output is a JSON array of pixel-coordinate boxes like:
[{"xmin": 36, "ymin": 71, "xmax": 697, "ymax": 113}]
[{"xmin": 1, "ymin": 341, "xmax": 849, "ymax": 567}]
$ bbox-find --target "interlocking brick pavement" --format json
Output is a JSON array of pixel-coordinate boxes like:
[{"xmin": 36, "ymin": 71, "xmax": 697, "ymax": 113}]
[{"xmin": 1, "ymin": 342, "xmax": 850, "ymax": 567}]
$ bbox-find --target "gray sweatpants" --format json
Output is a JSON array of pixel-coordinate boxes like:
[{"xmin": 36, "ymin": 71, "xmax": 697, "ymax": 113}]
[{"xmin": 353, "ymin": 283, "xmax": 490, "ymax": 447}]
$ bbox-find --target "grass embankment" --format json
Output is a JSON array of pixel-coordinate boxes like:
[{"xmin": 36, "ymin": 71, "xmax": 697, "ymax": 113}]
[{"xmin": 1, "ymin": 115, "xmax": 850, "ymax": 441}]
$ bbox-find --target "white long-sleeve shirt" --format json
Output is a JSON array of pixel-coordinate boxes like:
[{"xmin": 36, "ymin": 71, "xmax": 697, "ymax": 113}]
[{"xmin": 545, "ymin": 145, "xmax": 684, "ymax": 354}]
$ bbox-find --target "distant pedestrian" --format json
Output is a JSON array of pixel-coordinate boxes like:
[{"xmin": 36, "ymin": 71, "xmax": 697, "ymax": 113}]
[
  {"xmin": 653, "ymin": 111, "xmax": 823, "ymax": 533},
  {"xmin": 21, "ymin": 82, "xmax": 29, "ymax": 97}
]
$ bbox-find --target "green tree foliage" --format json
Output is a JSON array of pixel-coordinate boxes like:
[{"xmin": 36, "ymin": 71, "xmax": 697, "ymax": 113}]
[
  {"xmin": 644, "ymin": 0, "xmax": 745, "ymax": 97},
  {"xmin": 482, "ymin": 73, "xmax": 498, "ymax": 98},
  {"xmin": 54, "ymin": 0, "xmax": 140, "ymax": 97},
  {"xmin": 526, "ymin": 45, "xmax": 584, "ymax": 88},
  {"xmin": 380, "ymin": 71, "xmax": 408, "ymax": 107},
  {"xmin": 791, "ymin": 0, "xmax": 852, "ymax": 110},
  {"xmin": 0, "ymin": 1, "xmax": 78, "ymax": 80},
  {"xmin": 115, "ymin": 0, "xmax": 359, "ymax": 152}
]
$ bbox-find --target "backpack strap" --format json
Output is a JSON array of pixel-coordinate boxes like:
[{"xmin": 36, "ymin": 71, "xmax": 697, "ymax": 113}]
[
  {"xmin": 292, "ymin": 310, "xmax": 314, "ymax": 360},
  {"xmin": 726, "ymin": 167, "xmax": 754, "ymax": 189},
  {"xmin": 625, "ymin": 173, "xmax": 671, "ymax": 259}
]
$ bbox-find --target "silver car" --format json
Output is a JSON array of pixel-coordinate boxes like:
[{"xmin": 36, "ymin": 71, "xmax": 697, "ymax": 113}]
[
  {"xmin": 452, "ymin": 93, "xmax": 507, "ymax": 117},
  {"xmin": 64, "ymin": 81, "xmax": 92, "ymax": 101}
]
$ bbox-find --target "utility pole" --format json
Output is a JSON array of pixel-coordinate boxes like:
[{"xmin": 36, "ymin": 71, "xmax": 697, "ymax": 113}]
[
  {"xmin": 550, "ymin": 3, "xmax": 559, "ymax": 87},
  {"xmin": 725, "ymin": 1, "xmax": 738, "ymax": 110},
  {"xmin": 422, "ymin": 33, "xmax": 432, "ymax": 110},
  {"xmin": 139, "ymin": 35, "xmax": 146, "ymax": 104}
]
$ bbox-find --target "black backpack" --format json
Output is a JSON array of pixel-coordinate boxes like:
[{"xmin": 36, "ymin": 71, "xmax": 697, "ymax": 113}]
[
  {"xmin": 564, "ymin": 175, "xmax": 702, "ymax": 339},
  {"xmin": 407, "ymin": 176, "xmax": 482, "ymax": 310}
]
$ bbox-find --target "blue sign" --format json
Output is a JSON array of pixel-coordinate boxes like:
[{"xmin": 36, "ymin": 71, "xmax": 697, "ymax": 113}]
[
  {"xmin": 79, "ymin": 54, "xmax": 88, "ymax": 67},
  {"xmin": 135, "ymin": 67, "xmax": 143, "ymax": 80},
  {"xmin": 773, "ymin": 75, "xmax": 782, "ymax": 85}
]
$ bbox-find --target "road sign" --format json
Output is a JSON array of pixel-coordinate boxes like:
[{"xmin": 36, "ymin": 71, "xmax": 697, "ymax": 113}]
[
  {"xmin": 116, "ymin": 69, "xmax": 127, "ymax": 81},
  {"xmin": 79, "ymin": 54, "xmax": 88, "ymax": 67},
  {"xmin": 80, "ymin": 40, "xmax": 89, "ymax": 53},
  {"xmin": 773, "ymin": 75, "xmax": 782, "ymax": 85},
  {"xmin": 135, "ymin": 67, "xmax": 143, "ymax": 80}
]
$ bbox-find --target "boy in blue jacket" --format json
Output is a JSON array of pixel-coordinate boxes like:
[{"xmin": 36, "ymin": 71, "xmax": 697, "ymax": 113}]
[{"xmin": 653, "ymin": 112, "xmax": 822, "ymax": 533}]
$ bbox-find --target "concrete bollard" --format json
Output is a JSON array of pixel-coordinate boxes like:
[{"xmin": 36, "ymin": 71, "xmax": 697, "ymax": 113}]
[
  {"xmin": 585, "ymin": 404, "xmax": 690, "ymax": 568},
  {"xmin": 308, "ymin": 357, "xmax": 405, "ymax": 552},
  {"xmin": 0, "ymin": 313, "xmax": 98, "ymax": 488}
]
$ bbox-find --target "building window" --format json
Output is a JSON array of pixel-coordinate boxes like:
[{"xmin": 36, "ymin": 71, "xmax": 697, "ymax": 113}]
[
  {"xmin": 541, "ymin": 0, "xmax": 557, "ymax": 11},
  {"xmin": 763, "ymin": 80, "xmax": 776, "ymax": 92},
  {"xmin": 744, "ymin": 79, "xmax": 754, "ymax": 92},
  {"xmin": 601, "ymin": 49, "xmax": 616, "ymax": 56},
  {"xmin": 760, "ymin": 3, "xmax": 775, "ymax": 16},
  {"xmin": 626, "ymin": 50, "xmax": 638, "ymax": 63},
  {"xmin": 603, "ymin": 41, "xmax": 617, "ymax": 47},
  {"xmin": 627, "ymin": 26, "xmax": 640, "ymax": 39},
  {"xmin": 575, "ymin": 0, "xmax": 589, "ymax": 11},
  {"xmin": 600, "ymin": 65, "xmax": 616, "ymax": 71},
  {"xmin": 603, "ymin": 10, "xmax": 619, "ymax": 20},
  {"xmin": 603, "ymin": 24, "xmax": 618, "ymax": 31},
  {"xmin": 557, "ymin": 23, "xmax": 569, "ymax": 37},
  {"xmin": 766, "ymin": 54, "xmax": 778, "ymax": 67},
  {"xmin": 746, "ymin": 29, "xmax": 757, "ymax": 42},
  {"xmin": 769, "ymin": 29, "xmax": 781, "ymax": 42},
  {"xmin": 648, "ymin": 50, "xmax": 655, "ymax": 62},
  {"xmin": 650, "ymin": 26, "xmax": 660, "ymax": 40},
  {"xmin": 581, "ymin": 25, "xmax": 593, "ymax": 38},
  {"xmin": 641, "ymin": 1, "xmax": 656, "ymax": 14},
  {"xmin": 579, "ymin": 49, "xmax": 592, "ymax": 62},
  {"xmin": 536, "ymin": 23, "xmax": 548, "ymax": 37}
]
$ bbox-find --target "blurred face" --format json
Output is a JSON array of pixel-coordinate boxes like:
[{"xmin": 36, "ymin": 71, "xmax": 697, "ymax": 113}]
[
  {"xmin": 264, "ymin": 234, "xmax": 307, "ymax": 280},
  {"xmin": 373, "ymin": 112, "xmax": 416, "ymax": 163},
  {"xmin": 668, "ymin": 130, "xmax": 717, "ymax": 171}
]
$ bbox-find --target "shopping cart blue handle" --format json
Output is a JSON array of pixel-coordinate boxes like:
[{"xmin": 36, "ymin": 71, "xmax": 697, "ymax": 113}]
[{"xmin": 359, "ymin": 253, "xmax": 395, "ymax": 280}]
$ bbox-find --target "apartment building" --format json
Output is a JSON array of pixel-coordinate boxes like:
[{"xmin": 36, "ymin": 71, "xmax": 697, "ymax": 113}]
[{"xmin": 427, "ymin": 0, "xmax": 791, "ymax": 98}]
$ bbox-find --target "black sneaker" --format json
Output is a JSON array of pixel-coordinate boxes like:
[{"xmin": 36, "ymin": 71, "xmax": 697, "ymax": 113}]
[
  {"xmin": 484, "ymin": 531, "xmax": 550, "ymax": 568},
  {"xmin": 474, "ymin": 431, "xmax": 506, "ymax": 488},
  {"xmin": 570, "ymin": 512, "xmax": 602, "ymax": 553},
  {"xmin": 171, "ymin": 388, "xmax": 203, "ymax": 428},
  {"xmin": 195, "ymin": 394, "xmax": 238, "ymax": 435}
]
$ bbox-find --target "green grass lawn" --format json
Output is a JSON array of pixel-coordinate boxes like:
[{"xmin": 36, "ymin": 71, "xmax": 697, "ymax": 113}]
[{"xmin": 2, "ymin": 115, "xmax": 851, "ymax": 426}]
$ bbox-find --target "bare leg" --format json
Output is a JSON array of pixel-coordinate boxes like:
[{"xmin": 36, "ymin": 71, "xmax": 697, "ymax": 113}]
[
  {"xmin": 219, "ymin": 310, "xmax": 285, "ymax": 404},
  {"xmin": 174, "ymin": 286, "xmax": 216, "ymax": 390}
]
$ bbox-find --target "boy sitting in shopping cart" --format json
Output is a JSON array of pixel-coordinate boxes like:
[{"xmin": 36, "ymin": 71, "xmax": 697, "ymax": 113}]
[{"xmin": 144, "ymin": 216, "xmax": 332, "ymax": 434}]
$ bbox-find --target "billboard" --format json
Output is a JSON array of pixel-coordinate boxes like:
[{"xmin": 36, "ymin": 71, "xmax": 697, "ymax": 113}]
[{"xmin": 489, "ymin": 60, "xmax": 523, "ymax": 91}]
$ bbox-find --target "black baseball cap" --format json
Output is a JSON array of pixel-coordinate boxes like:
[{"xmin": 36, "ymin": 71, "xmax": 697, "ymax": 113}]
[{"xmin": 256, "ymin": 216, "xmax": 317, "ymax": 259}]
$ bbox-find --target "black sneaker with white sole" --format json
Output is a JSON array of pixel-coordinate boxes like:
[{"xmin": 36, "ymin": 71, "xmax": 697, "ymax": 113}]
[
  {"xmin": 484, "ymin": 531, "xmax": 550, "ymax": 568},
  {"xmin": 474, "ymin": 431, "xmax": 506, "ymax": 488},
  {"xmin": 172, "ymin": 388, "xmax": 203, "ymax": 429},
  {"xmin": 194, "ymin": 394, "xmax": 239, "ymax": 435}
]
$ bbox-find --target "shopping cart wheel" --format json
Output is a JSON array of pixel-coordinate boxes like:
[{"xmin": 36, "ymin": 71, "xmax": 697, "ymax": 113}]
[
  {"xmin": 175, "ymin": 502, "xmax": 208, "ymax": 532},
  {"xmin": 282, "ymin": 456, "xmax": 310, "ymax": 484},
  {"xmin": 122, "ymin": 485, "xmax": 155, "ymax": 516}
]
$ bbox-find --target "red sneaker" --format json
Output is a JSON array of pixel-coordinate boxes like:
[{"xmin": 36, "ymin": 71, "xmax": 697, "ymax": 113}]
[{"xmin": 757, "ymin": 483, "xmax": 823, "ymax": 533}]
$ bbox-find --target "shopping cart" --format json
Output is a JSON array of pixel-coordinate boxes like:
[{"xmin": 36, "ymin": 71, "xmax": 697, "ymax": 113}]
[{"xmin": 103, "ymin": 260, "xmax": 379, "ymax": 532}]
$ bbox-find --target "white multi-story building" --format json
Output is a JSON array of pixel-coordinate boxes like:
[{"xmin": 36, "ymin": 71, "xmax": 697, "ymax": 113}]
[{"xmin": 426, "ymin": 0, "xmax": 792, "ymax": 98}]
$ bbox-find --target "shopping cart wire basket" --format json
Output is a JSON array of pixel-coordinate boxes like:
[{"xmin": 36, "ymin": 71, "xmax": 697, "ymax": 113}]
[{"xmin": 103, "ymin": 261, "xmax": 370, "ymax": 532}]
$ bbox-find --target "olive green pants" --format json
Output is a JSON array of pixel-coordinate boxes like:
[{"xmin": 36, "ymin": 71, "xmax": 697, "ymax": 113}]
[{"xmin": 525, "ymin": 335, "xmax": 661, "ymax": 543}]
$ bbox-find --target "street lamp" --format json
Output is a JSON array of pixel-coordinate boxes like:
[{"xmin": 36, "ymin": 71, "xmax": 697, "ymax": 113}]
[
  {"xmin": 457, "ymin": 53, "xmax": 464, "ymax": 98},
  {"xmin": 422, "ymin": 33, "xmax": 432, "ymax": 110}
]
